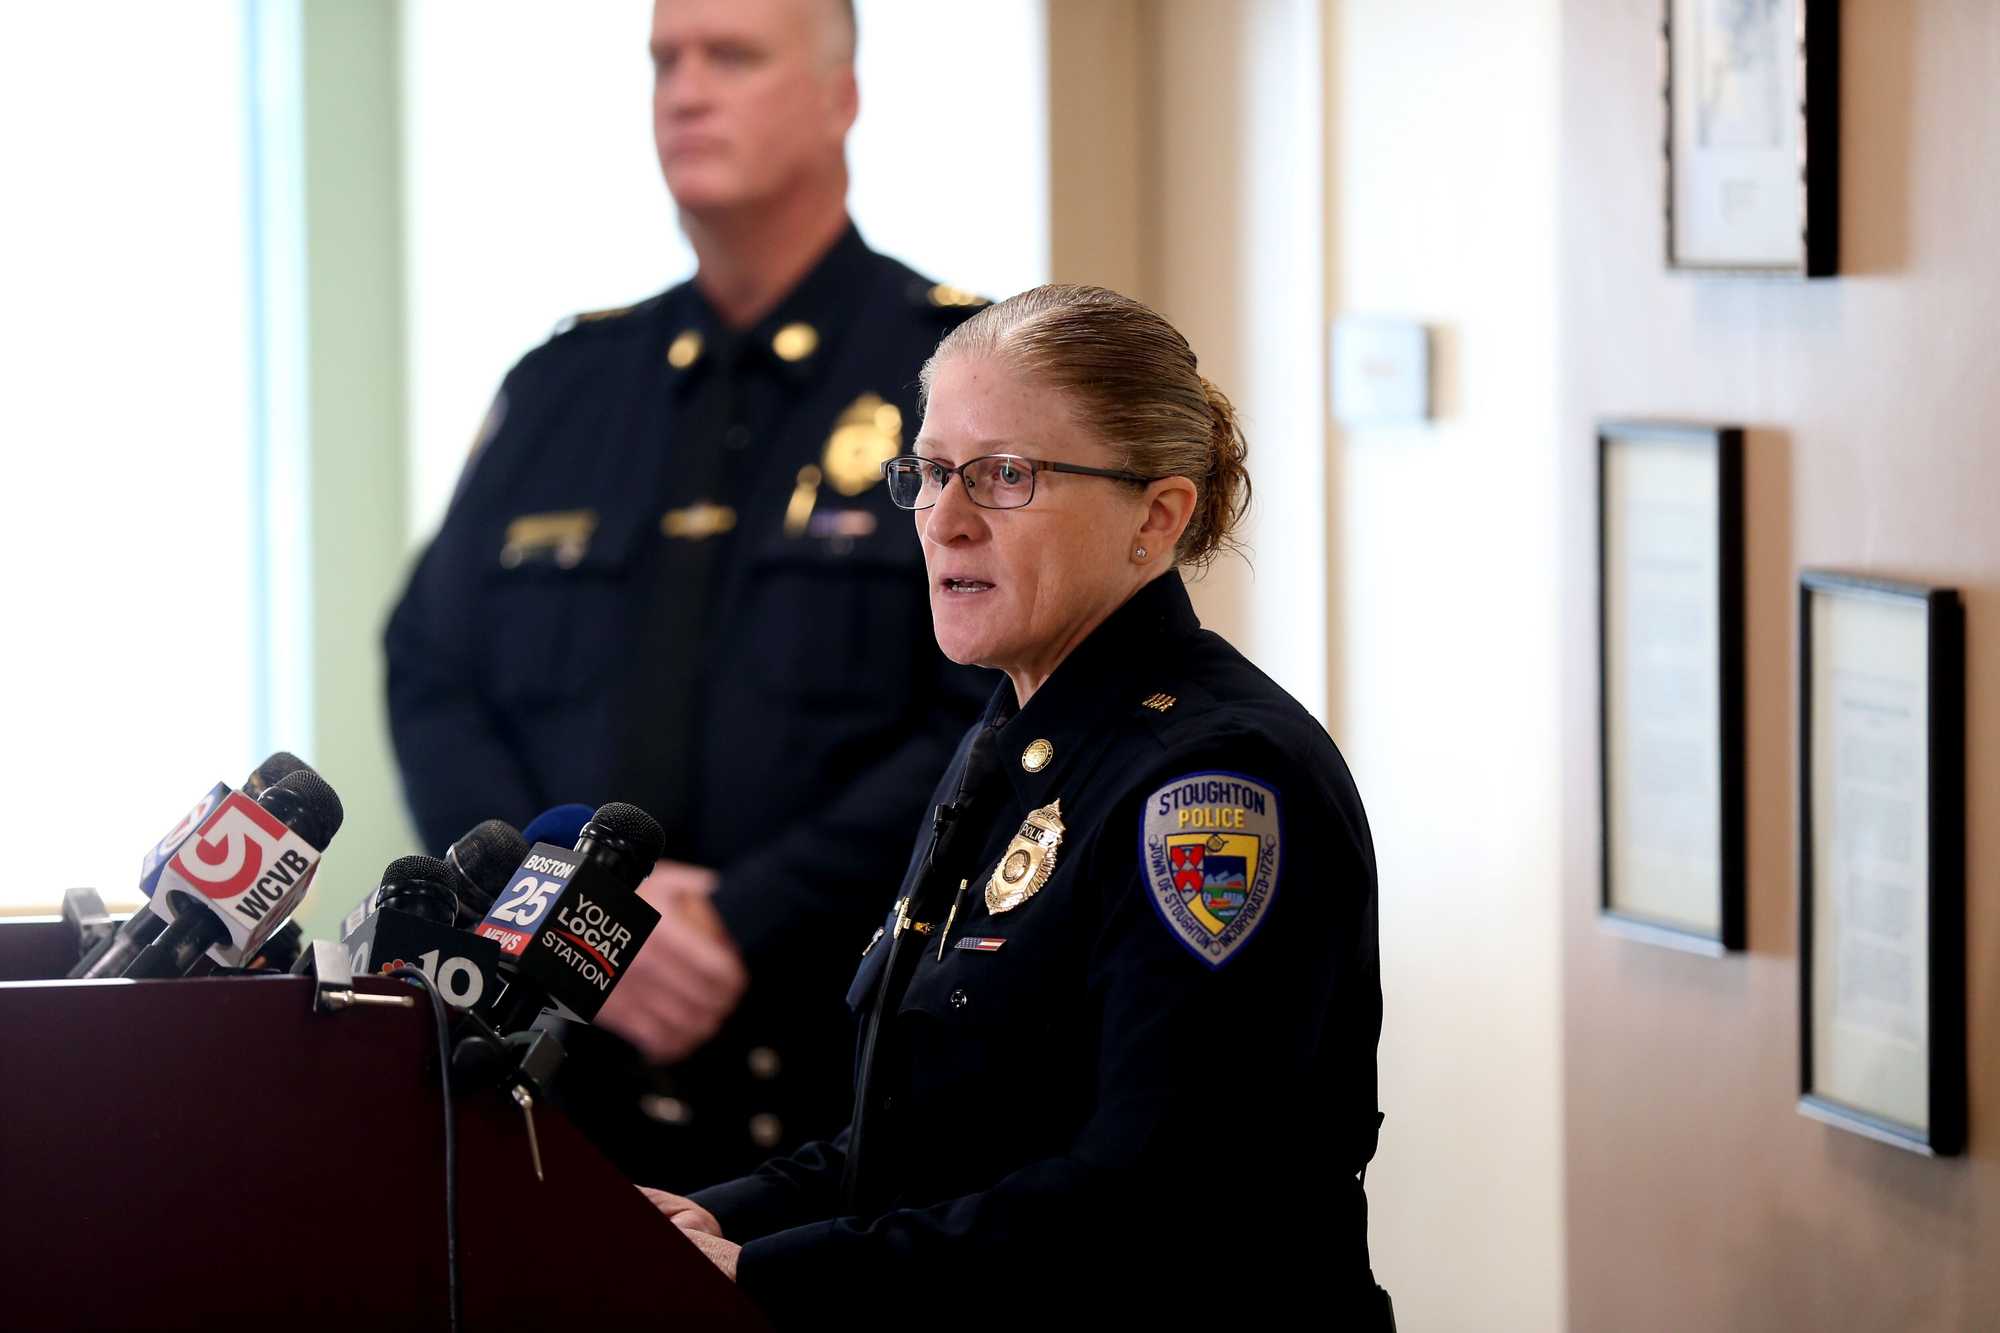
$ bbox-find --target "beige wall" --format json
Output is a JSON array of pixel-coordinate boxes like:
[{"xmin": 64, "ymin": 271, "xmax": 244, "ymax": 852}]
[
  {"xmin": 1560, "ymin": 2, "xmax": 2000, "ymax": 1328},
  {"xmin": 1329, "ymin": 1, "xmax": 1566, "ymax": 1328},
  {"xmin": 1049, "ymin": 0, "xmax": 1328, "ymax": 719},
  {"xmin": 1051, "ymin": 3, "xmax": 1567, "ymax": 1324}
]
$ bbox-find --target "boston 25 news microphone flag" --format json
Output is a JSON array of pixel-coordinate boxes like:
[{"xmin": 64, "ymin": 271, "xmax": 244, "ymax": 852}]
[{"xmin": 474, "ymin": 802, "xmax": 663, "ymax": 1024}]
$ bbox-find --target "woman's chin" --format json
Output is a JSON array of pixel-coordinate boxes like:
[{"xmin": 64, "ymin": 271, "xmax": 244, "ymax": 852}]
[
  {"xmin": 932, "ymin": 628, "xmax": 993, "ymax": 668},
  {"xmin": 934, "ymin": 581, "xmax": 1027, "ymax": 666},
  {"xmin": 930, "ymin": 611, "xmax": 998, "ymax": 669}
]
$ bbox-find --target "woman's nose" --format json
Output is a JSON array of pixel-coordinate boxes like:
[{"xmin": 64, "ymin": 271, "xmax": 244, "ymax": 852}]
[{"xmin": 922, "ymin": 469, "xmax": 985, "ymax": 545}]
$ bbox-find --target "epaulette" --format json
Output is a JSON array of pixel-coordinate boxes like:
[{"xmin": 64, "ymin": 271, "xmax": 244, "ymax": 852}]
[
  {"xmin": 909, "ymin": 279, "xmax": 991, "ymax": 320},
  {"xmin": 1131, "ymin": 678, "xmax": 1220, "ymax": 739},
  {"xmin": 548, "ymin": 294, "xmax": 661, "ymax": 340}
]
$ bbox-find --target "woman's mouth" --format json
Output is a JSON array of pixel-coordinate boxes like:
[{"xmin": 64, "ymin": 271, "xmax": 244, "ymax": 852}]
[{"xmin": 940, "ymin": 578, "xmax": 995, "ymax": 595}]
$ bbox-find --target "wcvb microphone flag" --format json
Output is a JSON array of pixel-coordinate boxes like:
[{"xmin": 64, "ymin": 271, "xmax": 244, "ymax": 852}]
[{"xmin": 150, "ymin": 791, "xmax": 322, "ymax": 965}]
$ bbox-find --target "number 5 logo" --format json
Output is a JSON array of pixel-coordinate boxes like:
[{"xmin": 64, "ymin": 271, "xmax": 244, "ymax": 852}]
[{"xmin": 173, "ymin": 794, "xmax": 288, "ymax": 900}]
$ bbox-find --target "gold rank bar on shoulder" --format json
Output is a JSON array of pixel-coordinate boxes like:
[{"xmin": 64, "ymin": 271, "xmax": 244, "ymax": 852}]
[
  {"xmin": 660, "ymin": 502, "xmax": 737, "ymax": 541},
  {"xmin": 928, "ymin": 284, "xmax": 989, "ymax": 309},
  {"xmin": 1140, "ymin": 692, "xmax": 1178, "ymax": 712}
]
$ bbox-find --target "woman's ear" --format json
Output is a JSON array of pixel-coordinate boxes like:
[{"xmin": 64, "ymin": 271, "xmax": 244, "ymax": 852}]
[{"xmin": 1134, "ymin": 476, "xmax": 1198, "ymax": 562}]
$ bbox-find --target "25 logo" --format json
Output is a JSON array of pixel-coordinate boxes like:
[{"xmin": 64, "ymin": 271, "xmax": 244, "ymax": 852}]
[{"xmin": 489, "ymin": 874, "xmax": 561, "ymax": 930}]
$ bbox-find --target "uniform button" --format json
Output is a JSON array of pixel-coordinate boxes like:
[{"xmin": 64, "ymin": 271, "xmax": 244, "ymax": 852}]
[
  {"xmin": 725, "ymin": 424, "xmax": 751, "ymax": 449},
  {"xmin": 749, "ymin": 1113, "xmax": 783, "ymax": 1150},
  {"xmin": 747, "ymin": 1046, "xmax": 782, "ymax": 1080},
  {"xmin": 639, "ymin": 1094, "xmax": 692, "ymax": 1125},
  {"xmin": 949, "ymin": 988, "xmax": 969, "ymax": 1010}
]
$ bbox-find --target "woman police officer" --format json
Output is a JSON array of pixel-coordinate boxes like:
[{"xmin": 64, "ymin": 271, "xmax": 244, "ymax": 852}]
[{"xmin": 643, "ymin": 284, "xmax": 1390, "ymax": 1327}]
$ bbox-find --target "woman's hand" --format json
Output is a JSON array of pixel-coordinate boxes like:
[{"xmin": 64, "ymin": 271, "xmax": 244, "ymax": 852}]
[
  {"xmin": 639, "ymin": 1188, "xmax": 741, "ymax": 1280},
  {"xmin": 638, "ymin": 1186, "xmax": 721, "ymax": 1236},
  {"xmin": 684, "ymin": 1229, "xmax": 742, "ymax": 1281}
]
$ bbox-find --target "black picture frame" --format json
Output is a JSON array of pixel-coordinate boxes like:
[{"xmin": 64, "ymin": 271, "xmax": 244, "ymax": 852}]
[
  {"xmin": 1798, "ymin": 572, "xmax": 1965, "ymax": 1156},
  {"xmin": 1596, "ymin": 421, "xmax": 1745, "ymax": 954},
  {"xmin": 1663, "ymin": 0, "xmax": 1840, "ymax": 276}
]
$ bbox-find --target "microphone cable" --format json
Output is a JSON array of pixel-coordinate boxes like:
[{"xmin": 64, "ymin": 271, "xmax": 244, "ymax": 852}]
[{"xmin": 388, "ymin": 964, "xmax": 462, "ymax": 1333}]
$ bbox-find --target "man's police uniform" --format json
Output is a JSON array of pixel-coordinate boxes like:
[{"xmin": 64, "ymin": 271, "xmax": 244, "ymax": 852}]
[{"xmin": 384, "ymin": 224, "xmax": 993, "ymax": 1186}]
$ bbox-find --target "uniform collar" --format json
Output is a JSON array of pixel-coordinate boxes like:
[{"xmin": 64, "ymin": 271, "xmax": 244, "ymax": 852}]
[
  {"xmin": 664, "ymin": 221, "xmax": 874, "ymax": 394},
  {"xmin": 986, "ymin": 571, "xmax": 1203, "ymax": 808}
]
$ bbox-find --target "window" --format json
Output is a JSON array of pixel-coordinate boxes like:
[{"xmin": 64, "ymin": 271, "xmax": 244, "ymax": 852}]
[{"xmin": 0, "ymin": 3, "xmax": 275, "ymax": 909}]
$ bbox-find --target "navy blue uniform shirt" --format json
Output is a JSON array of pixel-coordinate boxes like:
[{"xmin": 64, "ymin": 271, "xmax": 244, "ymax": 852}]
[
  {"xmin": 692, "ymin": 571, "xmax": 1386, "ymax": 1327},
  {"xmin": 383, "ymin": 224, "xmax": 993, "ymax": 1184}
]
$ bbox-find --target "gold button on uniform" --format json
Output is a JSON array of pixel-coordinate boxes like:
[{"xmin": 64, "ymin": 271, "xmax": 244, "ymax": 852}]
[
  {"xmin": 771, "ymin": 322, "xmax": 819, "ymax": 362},
  {"xmin": 1021, "ymin": 739, "xmax": 1054, "ymax": 772},
  {"xmin": 666, "ymin": 329, "xmax": 703, "ymax": 369},
  {"xmin": 748, "ymin": 1046, "xmax": 782, "ymax": 1080},
  {"xmin": 640, "ymin": 1095, "xmax": 692, "ymax": 1125},
  {"xmin": 749, "ymin": 1113, "xmax": 784, "ymax": 1150}
]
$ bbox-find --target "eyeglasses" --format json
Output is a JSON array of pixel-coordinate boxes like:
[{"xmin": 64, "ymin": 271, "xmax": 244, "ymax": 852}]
[{"xmin": 881, "ymin": 453, "xmax": 1155, "ymax": 511}]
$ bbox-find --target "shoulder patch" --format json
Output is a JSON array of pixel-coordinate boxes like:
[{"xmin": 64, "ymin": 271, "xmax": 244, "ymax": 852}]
[{"xmin": 1140, "ymin": 771, "xmax": 1281, "ymax": 968}]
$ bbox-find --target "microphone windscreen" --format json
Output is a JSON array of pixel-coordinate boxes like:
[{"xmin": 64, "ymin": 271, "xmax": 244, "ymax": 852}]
[
  {"xmin": 371, "ymin": 854, "xmax": 459, "ymax": 926},
  {"xmin": 521, "ymin": 803, "xmax": 594, "ymax": 851},
  {"xmin": 584, "ymin": 802, "xmax": 664, "ymax": 865},
  {"xmin": 243, "ymin": 751, "xmax": 311, "ymax": 798},
  {"xmin": 264, "ymin": 770, "xmax": 345, "ymax": 850},
  {"xmin": 448, "ymin": 820, "xmax": 530, "ymax": 914}
]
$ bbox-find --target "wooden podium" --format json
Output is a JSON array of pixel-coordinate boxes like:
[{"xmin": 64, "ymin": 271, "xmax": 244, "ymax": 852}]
[{"xmin": 0, "ymin": 919, "xmax": 769, "ymax": 1331}]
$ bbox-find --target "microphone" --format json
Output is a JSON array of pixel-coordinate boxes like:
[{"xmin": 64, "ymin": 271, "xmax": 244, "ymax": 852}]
[
  {"xmin": 443, "ymin": 820, "xmax": 531, "ymax": 926},
  {"xmin": 240, "ymin": 751, "xmax": 312, "ymax": 799},
  {"xmin": 339, "ymin": 854, "xmax": 503, "ymax": 1011},
  {"xmin": 572, "ymin": 802, "xmax": 667, "ymax": 896},
  {"xmin": 68, "ymin": 752, "xmax": 313, "ymax": 980},
  {"xmin": 247, "ymin": 919, "xmax": 305, "ymax": 973},
  {"xmin": 520, "ymin": 803, "xmax": 594, "ymax": 853},
  {"xmin": 473, "ymin": 802, "xmax": 664, "ymax": 1023},
  {"xmin": 124, "ymin": 769, "xmax": 345, "ymax": 978}
]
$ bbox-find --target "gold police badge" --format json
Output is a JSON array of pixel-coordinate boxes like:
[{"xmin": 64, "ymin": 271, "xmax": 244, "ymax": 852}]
[
  {"xmin": 822, "ymin": 393, "xmax": 903, "ymax": 496},
  {"xmin": 984, "ymin": 800, "xmax": 1064, "ymax": 915}
]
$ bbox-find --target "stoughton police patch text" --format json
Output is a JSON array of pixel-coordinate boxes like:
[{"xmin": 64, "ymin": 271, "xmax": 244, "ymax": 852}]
[{"xmin": 1141, "ymin": 771, "xmax": 1281, "ymax": 968}]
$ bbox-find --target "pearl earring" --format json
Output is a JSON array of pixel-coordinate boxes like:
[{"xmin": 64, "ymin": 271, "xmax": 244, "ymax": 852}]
[{"xmin": 1134, "ymin": 546, "xmax": 1148, "ymax": 560}]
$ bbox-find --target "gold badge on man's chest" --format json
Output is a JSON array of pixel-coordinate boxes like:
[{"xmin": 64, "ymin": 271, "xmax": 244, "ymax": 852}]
[
  {"xmin": 984, "ymin": 800, "xmax": 1064, "ymax": 915},
  {"xmin": 821, "ymin": 393, "xmax": 903, "ymax": 497}
]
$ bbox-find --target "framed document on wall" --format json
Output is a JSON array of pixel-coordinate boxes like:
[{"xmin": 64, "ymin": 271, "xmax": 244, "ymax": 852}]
[
  {"xmin": 1799, "ymin": 573, "xmax": 1965, "ymax": 1156},
  {"xmin": 1664, "ymin": 0, "xmax": 1839, "ymax": 276},
  {"xmin": 1597, "ymin": 421, "xmax": 1744, "ymax": 954}
]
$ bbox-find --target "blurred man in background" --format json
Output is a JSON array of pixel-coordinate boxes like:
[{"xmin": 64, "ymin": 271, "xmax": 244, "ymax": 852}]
[{"xmin": 385, "ymin": 0, "xmax": 990, "ymax": 1188}]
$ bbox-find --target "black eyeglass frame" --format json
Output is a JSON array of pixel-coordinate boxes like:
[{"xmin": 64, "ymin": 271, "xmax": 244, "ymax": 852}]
[{"xmin": 880, "ymin": 452, "xmax": 1157, "ymax": 511}]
